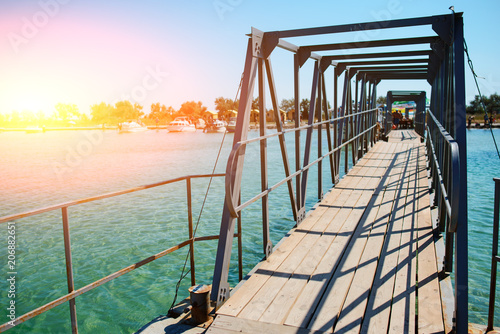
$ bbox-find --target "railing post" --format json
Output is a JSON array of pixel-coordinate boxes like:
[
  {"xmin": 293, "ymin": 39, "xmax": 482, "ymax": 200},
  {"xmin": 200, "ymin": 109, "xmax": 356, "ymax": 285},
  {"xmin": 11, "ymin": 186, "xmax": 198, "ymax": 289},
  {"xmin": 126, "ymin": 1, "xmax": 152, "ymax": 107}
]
[
  {"xmin": 488, "ymin": 178, "xmax": 500, "ymax": 332},
  {"xmin": 61, "ymin": 207, "xmax": 78, "ymax": 334},
  {"xmin": 259, "ymin": 57, "xmax": 271, "ymax": 258},
  {"xmin": 186, "ymin": 177, "xmax": 196, "ymax": 286},
  {"xmin": 317, "ymin": 71, "xmax": 323, "ymax": 201},
  {"xmin": 453, "ymin": 15, "xmax": 468, "ymax": 332},
  {"xmin": 237, "ymin": 192, "xmax": 243, "ymax": 282}
]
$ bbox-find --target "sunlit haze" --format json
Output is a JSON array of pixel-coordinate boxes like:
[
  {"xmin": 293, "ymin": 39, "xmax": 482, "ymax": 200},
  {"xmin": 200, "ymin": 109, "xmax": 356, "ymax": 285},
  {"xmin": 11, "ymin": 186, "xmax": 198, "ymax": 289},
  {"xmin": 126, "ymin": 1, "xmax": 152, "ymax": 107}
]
[{"xmin": 1, "ymin": 0, "xmax": 499, "ymax": 117}]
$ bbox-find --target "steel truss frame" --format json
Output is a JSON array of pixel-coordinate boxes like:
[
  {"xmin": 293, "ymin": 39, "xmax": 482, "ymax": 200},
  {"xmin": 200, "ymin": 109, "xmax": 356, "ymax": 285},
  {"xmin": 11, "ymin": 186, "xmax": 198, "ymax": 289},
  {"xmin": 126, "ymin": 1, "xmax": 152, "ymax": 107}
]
[{"xmin": 211, "ymin": 13, "xmax": 467, "ymax": 333}]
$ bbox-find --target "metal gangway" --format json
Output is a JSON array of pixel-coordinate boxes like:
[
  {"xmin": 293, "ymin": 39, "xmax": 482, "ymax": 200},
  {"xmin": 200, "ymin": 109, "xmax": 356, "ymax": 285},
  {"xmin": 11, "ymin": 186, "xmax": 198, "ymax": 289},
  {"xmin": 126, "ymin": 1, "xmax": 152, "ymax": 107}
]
[{"xmin": 210, "ymin": 12, "xmax": 467, "ymax": 333}]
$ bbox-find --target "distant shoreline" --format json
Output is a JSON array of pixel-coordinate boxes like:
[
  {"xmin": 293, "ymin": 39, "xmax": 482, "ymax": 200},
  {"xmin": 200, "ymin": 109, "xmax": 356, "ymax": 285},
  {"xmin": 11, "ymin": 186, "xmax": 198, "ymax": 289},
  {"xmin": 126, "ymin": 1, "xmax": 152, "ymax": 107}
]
[
  {"xmin": 0, "ymin": 122, "xmax": 299, "ymax": 132},
  {"xmin": 2, "ymin": 122, "xmax": 499, "ymax": 132}
]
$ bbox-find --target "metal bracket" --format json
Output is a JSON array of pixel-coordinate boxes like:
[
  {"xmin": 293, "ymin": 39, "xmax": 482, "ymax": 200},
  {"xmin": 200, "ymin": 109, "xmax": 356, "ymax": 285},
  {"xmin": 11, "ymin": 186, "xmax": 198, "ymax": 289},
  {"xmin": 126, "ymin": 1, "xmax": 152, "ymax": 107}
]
[
  {"xmin": 262, "ymin": 32, "xmax": 279, "ymax": 59},
  {"xmin": 297, "ymin": 47, "xmax": 311, "ymax": 68},
  {"xmin": 336, "ymin": 63, "xmax": 346, "ymax": 75},
  {"xmin": 264, "ymin": 242, "xmax": 273, "ymax": 259},
  {"xmin": 216, "ymin": 282, "xmax": 231, "ymax": 308},
  {"xmin": 251, "ymin": 27, "xmax": 264, "ymax": 58},
  {"xmin": 296, "ymin": 207, "xmax": 306, "ymax": 225},
  {"xmin": 320, "ymin": 57, "xmax": 331, "ymax": 73},
  {"xmin": 432, "ymin": 15, "xmax": 453, "ymax": 45}
]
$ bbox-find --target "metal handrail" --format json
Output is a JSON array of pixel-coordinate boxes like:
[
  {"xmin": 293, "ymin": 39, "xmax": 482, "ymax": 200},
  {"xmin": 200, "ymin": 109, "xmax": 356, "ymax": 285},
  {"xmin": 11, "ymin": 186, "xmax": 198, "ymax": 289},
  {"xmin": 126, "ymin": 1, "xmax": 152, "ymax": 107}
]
[
  {"xmin": 0, "ymin": 173, "xmax": 227, "ymax": 333},
  {"xmin": 426, "ymin": 111, "xmax": 460, "ymax": 232},
  {"xmin": 224, "ymin": 109, "xmax": 378, "ymax": 221},
  {"xmin": 488, "ymin": 178, "xmax": 500, "ymax": 332}
]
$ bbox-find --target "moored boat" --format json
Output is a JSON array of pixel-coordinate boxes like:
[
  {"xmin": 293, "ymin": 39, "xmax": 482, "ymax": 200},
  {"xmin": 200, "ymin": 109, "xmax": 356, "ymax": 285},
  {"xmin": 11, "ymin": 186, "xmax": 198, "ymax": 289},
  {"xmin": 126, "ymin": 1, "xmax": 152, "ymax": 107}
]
[
  {"xmin": 118, "ymin": 121, "xmax": 148, "ymax": 133},
  {"xmin": 167, "ymin": 117, "xmax": 197, "ymax": 132},
  {"xmin": 25, "ymin": 126, "xmax": 44, "ymax": 133},
  {"xmin": 227, "ymin": 117, "xmax": 237, "ymax": 133},
  {"xmin": 204, "ymin": 120, "xmax": 226, "ymax": 133}
]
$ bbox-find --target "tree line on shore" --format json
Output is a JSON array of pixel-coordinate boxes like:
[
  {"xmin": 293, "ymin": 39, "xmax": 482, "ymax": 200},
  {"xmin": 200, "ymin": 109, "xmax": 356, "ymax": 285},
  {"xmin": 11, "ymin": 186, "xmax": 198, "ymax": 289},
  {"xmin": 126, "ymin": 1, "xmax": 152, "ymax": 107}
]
[
  {"xmin": 0, "ymin": 96, "xmax": 314, "ymax": 128},
  {"xmin": 1, "ymin": 93, "xmax": 496, "ymax": 128}
]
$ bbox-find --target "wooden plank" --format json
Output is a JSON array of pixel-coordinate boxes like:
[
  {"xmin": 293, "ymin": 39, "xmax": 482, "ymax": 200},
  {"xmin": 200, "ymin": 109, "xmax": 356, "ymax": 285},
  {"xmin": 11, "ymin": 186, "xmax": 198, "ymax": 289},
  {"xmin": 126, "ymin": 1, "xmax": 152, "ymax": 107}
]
[
  {"xmin": 359, "ymin": 144, "xmax": 412, "ymax": 333},
  {"xmin": 283, "ymin": 143, "xmax": 398, "ymax": 329},
  {"xmin": 388, "ymin": 145, "xmax": 418, "ymax": 334},
  {"xmin": 415, "ymin": 145, "xmax": 445, "ymax": 333},
  {"xmin": 333, "ymin": 144, "xmax": 413, "ymax": 333},
  {"xmin": 308, "ymin": 144, "xmax": 408, "ymax": 332},
  {"xmin": 208, "ymin": 315, "xmax": 324, "ymax": 334},
  {"xmin": 217, "ymin": 144, "xmax": 385, "ymax": 317},
  {"xmin": 238, "ymin": 148, "xmax": 389, "ymax": 322}
]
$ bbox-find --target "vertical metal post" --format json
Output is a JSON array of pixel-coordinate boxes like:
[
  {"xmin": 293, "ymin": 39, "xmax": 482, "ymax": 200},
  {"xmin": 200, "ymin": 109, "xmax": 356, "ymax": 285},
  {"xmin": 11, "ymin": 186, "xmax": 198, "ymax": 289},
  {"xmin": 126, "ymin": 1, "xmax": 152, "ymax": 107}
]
[
  {"xmin": 357, "ymin": 76, "xmax": 366, "ymax": 160},
  {"xmin": 345, "ymin": 76, "xmax": 351, "ymax": 173},
  {"xmin": 237, "ymin": 192, "xmax": 243, "ymax": 282},
  {"xmin": 62, "ymin": 207, "xmax": 78, "ymax": 334},
  {"xmin": 333, "ymin": 67, "xmax": 339, "ymax": 184},
  {"xmin": 453, "ymin": 15, "xmax": 468, "ymax": 333},
  {"xmin": 294, "ymin": 54, "xmax": 303, "ymax": 221},
  {"xmin": 265, "ymin": 58, "xmax": 298, "ymax": 221},
  {"xmin": 338, "ymin": 70, "xmax": 348, "ymax": 176},
  {"xmin": 317, "ymin": 72, "xmax": 323, "ymax": 201},
  {"xmin": 322, "ymin": 74, "xmax": 335, "ymax": 184},
  {"xmin": 301, "ymin": 61, "xmax": 320, "ymax": 208},
  {"xmin": 259, "ymin": 58, "xmax": 271, "ymax": 258},
  {"xmin": 186, "ymin": 177, "xmax": 196, "ymax": 286},
  {"xmin": 354, "ymin": 76, "xmax": 360, "ymax": 161},
  {"xmin": 211, "ymin": 34, "xmax": 259, "ymax": 306},
  {"xmin": 454, "ymin": 15, "xmax": 468, "ymax": 331},
  {"xmin": 488, "ymin": 178, "xmax": 500, "ymax": 332}
]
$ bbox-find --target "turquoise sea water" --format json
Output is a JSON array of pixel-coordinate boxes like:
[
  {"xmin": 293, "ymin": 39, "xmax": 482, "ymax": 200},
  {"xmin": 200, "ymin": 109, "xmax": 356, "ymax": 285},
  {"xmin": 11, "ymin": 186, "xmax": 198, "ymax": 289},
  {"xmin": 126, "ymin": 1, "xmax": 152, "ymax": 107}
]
[
  {"xmin": 467, "ymin": 128, "xmax": 500, "ymax": 326},
  {"xmin": 0, "ymin": 129, "xmax": 344, "ymax": 333},
  {"xmin": 0, "ymin": 128, "xmax": 498, "ymax": 332}
]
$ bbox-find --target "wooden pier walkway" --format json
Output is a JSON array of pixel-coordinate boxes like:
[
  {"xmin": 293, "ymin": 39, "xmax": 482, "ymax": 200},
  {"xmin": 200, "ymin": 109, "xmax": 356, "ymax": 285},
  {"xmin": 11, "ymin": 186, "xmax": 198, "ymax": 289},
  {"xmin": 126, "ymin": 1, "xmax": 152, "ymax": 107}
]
[{"xmin": 207, "ymin": 130, "xmax": 446, "ymax": 334}]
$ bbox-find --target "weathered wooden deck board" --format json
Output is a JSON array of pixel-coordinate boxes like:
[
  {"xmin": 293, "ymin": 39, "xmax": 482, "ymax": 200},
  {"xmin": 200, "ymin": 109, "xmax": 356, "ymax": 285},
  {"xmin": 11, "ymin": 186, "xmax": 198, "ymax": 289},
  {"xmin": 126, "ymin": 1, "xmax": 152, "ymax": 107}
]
[
  {"xmin": 307, "ymin": 145, "xmax": 409, "ymax": 332},
  {"xmin": 334, "ymin": 145, "xmax": 414, "ymax": 334},
  {"xmin": 359, "ymin": 145, "xmax": 415, "ymax": 333},
  {"xmin": 211, "ymin": 131, "xmax": 446, "ymax": 334},
  {"xmin": 415, "ymin": 145, "xmax": 445, "ymax": 333},
  {"xmin": 218, "ymin": 143, "xmax": 395, "ymax": 319}
]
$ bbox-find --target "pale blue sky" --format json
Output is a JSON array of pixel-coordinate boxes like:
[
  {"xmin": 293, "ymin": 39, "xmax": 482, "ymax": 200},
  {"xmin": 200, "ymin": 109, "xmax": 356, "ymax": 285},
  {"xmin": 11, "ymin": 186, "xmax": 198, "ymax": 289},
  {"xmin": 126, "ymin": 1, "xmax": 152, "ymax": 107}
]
[{"xmin": 1, "ymin": 0, "xmax": 498, "ymax": 114}]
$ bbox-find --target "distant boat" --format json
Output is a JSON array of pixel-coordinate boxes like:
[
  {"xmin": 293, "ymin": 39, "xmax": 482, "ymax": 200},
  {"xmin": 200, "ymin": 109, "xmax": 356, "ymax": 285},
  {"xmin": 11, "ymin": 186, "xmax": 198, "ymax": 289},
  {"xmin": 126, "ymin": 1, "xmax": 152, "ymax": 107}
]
[
  {"xmin": 167, "ymin": 117, "xmax": 197, "ymax": 132},
  {"xmin": 25, "ymin": 126, "xmax": 44, "ymax": 133},
  {"xmin": 204, "ymin": 120, "xmax": 226, "ymax": 133},
  {"xmin": 119, "ymin": 121, "xmax": 148, "ymax": 133},
  {"xmin": 227, "ymin": 117, "xmax": 237, "ymax": 133}
]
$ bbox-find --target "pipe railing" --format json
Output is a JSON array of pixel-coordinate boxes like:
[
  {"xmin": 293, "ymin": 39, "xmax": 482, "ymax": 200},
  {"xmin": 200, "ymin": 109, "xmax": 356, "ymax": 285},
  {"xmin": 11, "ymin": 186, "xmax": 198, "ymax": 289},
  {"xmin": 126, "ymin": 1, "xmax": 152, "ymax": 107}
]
[
  {"xmin": 0, "ymin": 173, "xmax": 231, "ymax": 334},
  {"xmin": 224, "ymin": 112, "xmax": 378, "ymax": 219},
  {"xmin": 426, "ymin": 111, "xmax": 460, "ymax": 274}
]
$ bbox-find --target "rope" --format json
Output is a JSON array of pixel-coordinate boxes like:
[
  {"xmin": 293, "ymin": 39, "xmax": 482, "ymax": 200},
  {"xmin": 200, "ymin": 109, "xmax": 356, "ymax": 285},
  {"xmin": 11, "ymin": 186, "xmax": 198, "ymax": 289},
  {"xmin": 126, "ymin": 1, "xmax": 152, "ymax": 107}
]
[
  {"xmin": 464, "ymin": 37, "xmax": 500, "ymax": 159},
  {"xmin": 167, "ymin": 130, "xmax": 228, "ymax": 315},
  {"xmin": 167, "ymin": 72, "xmax": 243, "ymax": 315}
]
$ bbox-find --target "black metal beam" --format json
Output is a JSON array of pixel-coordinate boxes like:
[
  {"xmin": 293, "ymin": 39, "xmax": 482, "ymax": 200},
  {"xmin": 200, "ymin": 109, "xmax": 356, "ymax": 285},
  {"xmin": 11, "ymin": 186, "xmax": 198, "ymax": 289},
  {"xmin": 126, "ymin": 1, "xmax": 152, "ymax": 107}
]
[
  {"xmin": 337, "ymin": 58, "xmax": 429, "ymax": 67},
  {"xmin": 300, "ymin": 36, "xmax": 439, "ymax": 52},
  {"xmin": 269, "ymin": 14, "xmax": 460, "ymax": 39},
  {"xmin": 349, "ymin": 65, "xmax": 428, "ymax": 72},
  {"xmin": 324, "ymin": 50, "xmax": 432, "ymax": 61},
  {"xmin": 366, "ymin": 72, "xmax": 428, "ymax": 80}
]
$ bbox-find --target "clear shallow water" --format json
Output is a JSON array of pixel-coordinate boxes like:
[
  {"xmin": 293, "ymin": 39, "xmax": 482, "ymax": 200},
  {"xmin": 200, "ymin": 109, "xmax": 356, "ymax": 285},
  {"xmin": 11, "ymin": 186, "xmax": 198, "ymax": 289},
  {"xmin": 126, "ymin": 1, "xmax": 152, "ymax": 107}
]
[
  {"xmin": 0, "ymin": 129, "xmax": 345, "ymax": 333},
  {"xmin": 0, "ymin": 128, "xmax": 497, "ymax": 332},
  {"xmin": 467, "ymin": 129, "xmax": 500, "ymax": 326}
]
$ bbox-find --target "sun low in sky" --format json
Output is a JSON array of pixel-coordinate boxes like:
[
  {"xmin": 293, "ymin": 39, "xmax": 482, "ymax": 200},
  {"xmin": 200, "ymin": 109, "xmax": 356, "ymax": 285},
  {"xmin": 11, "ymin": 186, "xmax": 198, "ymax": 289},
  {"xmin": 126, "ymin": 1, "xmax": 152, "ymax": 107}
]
[{"xmin": 1, "ymin": 0, "xmax": 499, "ymax": 118}]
